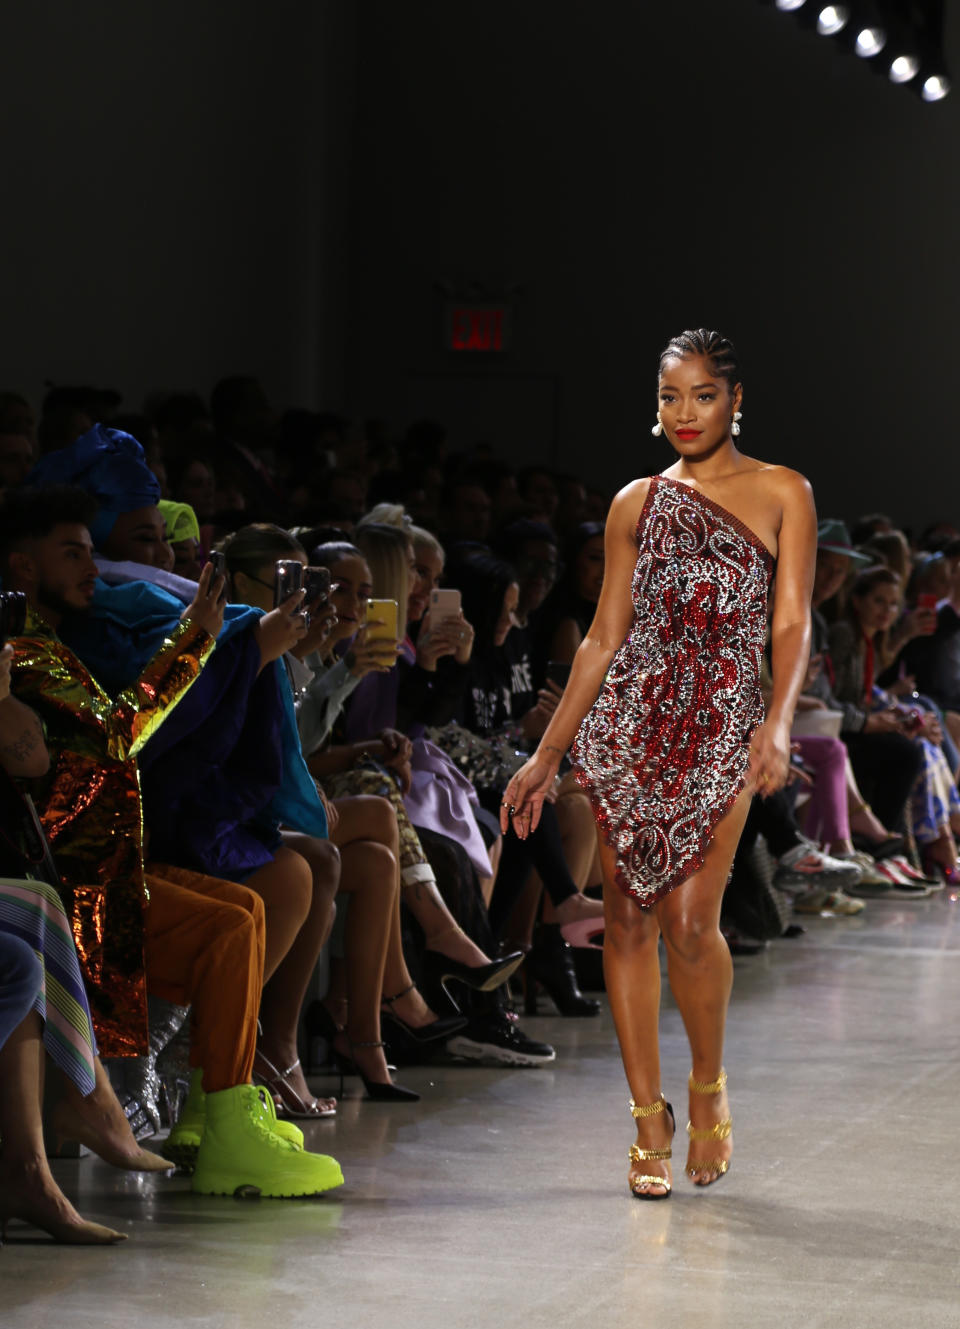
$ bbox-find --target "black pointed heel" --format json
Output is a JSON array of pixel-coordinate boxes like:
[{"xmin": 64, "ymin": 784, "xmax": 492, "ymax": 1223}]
[
  {"xmin": 421, "ymin": 949, "xmax": 525, "ymax": 1004},
  {"xmin": 336, "ymin": 1040, "xmax": 420, "ymax": 1102},
  {"xmin": 380, "ymin": 983, "xmax": 467, "ymax": 1044}
]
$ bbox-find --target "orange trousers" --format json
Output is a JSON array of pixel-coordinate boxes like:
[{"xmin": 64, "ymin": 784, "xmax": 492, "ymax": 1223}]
[{"xmin": 142, "ymin": 864, "xmax": 265, "ymax": 1093}]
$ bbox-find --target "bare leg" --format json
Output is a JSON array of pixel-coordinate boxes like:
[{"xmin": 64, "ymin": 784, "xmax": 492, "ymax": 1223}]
[
  {"xmin": 477, "ymin": 833, "xmax": 502, "ymax": 908},
  {"xmin": 655, "ymin": 787, "xmax": 753, "ymax": 1187},
  {"xmin": 405, "ymin": 876, "xmax": 492, "ymax": 967},
  {"xmin": 329, "ymin": 795, "xmax": 407, "ymax": 1086},
  {"xmin": 243, "ymin": 846, "xmax": 314, "ymax": 982},
  {"xmin": 526, "ymin": 779, "xmax": 600, "ymax": 928},
  {"xmin": 0, "ymin": 1012, "xmax": 124, "ymax": 1244},
  {"xmin": 599, "ymin": 835, "xmax": 671, "ymax": 1196},
  {"xmin": 52, "ymin": 1057, "xmax": 171, "ymax": 1172},
  {"xmin": 255, "ymin": 834, "xmax": 340, "ymax": 1112}
]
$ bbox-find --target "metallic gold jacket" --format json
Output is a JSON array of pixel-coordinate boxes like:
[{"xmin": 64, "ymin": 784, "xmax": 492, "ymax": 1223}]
[{"xmin": 12, "ymin": 606, "xmax": 214, "ymax": 1056}]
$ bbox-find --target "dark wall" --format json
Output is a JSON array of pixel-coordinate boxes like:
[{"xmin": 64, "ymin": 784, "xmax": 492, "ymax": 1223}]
[
  {"xmin": 0, "ymin": 2, "xmax": 355, "ymax": 412},
  {"xmin": 346, "ymin": 2, "xmax": 960, "ymax": 530}
]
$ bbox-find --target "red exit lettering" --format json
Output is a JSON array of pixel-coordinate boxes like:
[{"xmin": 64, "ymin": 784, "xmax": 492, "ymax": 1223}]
[{"xmin": 450, "ymin": 307, "xmax": 505, "ymax": 351}]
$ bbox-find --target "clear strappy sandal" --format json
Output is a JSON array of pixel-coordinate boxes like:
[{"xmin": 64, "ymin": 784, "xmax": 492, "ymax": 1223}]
[
  {"xmin": 685, "ymin": 1068, "xmax": 732, "ymax": 1186},
  {"xmin": 627, "ymin": 1094, "xmax": 675, "ymax": 1200}
]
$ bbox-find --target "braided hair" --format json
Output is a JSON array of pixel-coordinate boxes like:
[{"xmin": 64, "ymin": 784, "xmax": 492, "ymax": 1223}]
[{"xmin": 658, "ymin": 329, "xmax": 741, "ymax": 394}]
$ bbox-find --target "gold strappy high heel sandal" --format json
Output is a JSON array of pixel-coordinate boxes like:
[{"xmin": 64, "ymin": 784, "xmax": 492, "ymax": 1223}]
[
  {"xmin": 628, "ymin": 1094, "xmax": 675, "ymax": 1200},
  {"xmin": 685, "ymin": 1068, "xmax": 732, "ymax": 1186}
]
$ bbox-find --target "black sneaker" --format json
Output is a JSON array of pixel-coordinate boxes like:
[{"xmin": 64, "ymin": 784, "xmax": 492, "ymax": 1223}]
[{"xmin": 445, "ymin": 1012, "xmax": 556, "ymax": 1066}]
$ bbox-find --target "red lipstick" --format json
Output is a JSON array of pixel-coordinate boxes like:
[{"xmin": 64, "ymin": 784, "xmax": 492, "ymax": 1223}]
[{"xmin": 675, "ymin": 430, "xmax": 702, "ymax": 440}]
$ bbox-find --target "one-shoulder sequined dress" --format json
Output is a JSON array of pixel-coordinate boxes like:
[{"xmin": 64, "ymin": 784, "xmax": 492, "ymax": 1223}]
[{"xmin": 571, "ymin": 474, "xmax": 775, "ymax": 908}]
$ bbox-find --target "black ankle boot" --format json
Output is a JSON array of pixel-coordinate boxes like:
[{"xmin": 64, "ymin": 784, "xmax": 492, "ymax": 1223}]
[{"xmin": 525, "ymin": 924, "xmax": 601, "ymax": 1018}]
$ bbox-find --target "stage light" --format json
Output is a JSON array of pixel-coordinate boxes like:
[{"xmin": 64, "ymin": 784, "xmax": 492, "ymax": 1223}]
[
  {"xmin": 816, "ymin": 5, "xmax": 849, "ymax": 36},
  {"xmin": 854, "ymin": 26, "xmax": 886, "ymax": 58},
  {"xmin": 921, "ymin": 72, "xmax": 950, "ymax": 101},
  {"xmin": 889, "ymin": 53, "xmax": 920, "ymax": 83},
  {"xmin": 758, "ymin": 0, "xmax": 949, "ymax": 106}
]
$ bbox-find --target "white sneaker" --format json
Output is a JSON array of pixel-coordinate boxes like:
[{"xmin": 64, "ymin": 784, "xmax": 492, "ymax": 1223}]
[{"xmin": 774, "ymin": 839, "xmax": 863, "ymax": 890}]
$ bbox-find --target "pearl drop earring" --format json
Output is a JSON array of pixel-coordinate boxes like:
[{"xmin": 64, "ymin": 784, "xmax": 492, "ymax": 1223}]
[
  {"xmin": 651, "ymin": 412, "xmax": 664, "ymax": 437},
  {"xmin": 731, "ymin": 410, "xmax": 743, "ymax": 437}
]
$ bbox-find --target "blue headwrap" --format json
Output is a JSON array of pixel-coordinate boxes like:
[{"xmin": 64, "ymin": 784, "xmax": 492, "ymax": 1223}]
[{"xmin": 27, "ymin": 424, "xmax": 161, "ymax": 548}]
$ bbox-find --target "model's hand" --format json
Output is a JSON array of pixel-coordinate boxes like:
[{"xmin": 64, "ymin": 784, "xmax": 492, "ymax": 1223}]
[
  {"xmin": 181, "ymin": 562, "xmax": 227, "ymax": 638},
  {"xmin": 746, "ymin": 721, "xmax": 791, "ymax": 797},
  {"xmin": 500, "ymin": 749, "xmax": 563, "ymax": 838}
]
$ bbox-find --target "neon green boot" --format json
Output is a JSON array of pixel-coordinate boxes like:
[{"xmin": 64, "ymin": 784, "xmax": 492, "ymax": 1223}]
[
  {"xmin": 161, "ymin": 1069, "xmax": 207, "ymax": 1171},
  {"xmin": 163, "ymin": 1071, "xmax": 304, "ymax": 1172},
  {"xmin": 191, "ymin": 1084, "xmax": 343, "ymax": 1198}
]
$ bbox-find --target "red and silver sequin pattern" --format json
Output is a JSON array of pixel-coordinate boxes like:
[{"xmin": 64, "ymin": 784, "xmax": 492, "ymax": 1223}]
[{"xmin": 572, "ymin": 475, "xmax": 774, "ymax": 907}]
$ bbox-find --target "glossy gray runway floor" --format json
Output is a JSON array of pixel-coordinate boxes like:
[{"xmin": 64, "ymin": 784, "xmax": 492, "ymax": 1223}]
[{"xmin": 3, "ymin": 893, "xmax": 960, "ymax": 1329}]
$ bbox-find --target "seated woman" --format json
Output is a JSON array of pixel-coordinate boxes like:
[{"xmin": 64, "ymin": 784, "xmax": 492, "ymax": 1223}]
[
  {"xmin": 403, "ymin": 521, "xmax": 599, "ymax": 1015},
  {"xmin": 444, "ymin": 547, "xmax": 605, "ymax": 944},
  {"xmin": 0, "ymin": 647, "xmax": 168, "ymax": 1244},
  {"xmin": 223, "ymin": 522, "xmax": 463, "ymax": 1099},
  {"xmin": 315, "ymin": 528, "xmax": 554, "ymax": 1065},
  {"xmin": 902, "ymin": 541, "xmax": 960, "ymax": 723},
  {"xmin": 830, "ymin": 565, "xmax": 960, "ymax": 880},
  {"xmin": 302, "ymin": 536, "xmax": 522, "ymax": 1029}
]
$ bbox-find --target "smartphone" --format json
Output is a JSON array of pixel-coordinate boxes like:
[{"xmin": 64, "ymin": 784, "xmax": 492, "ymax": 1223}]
[
  {"xmin": 365, "ymin": 597, "xmax": 399, "ymax": 644},
  {"xmin": 274, "ymin": 559, "xmax": 304, "ymax": 608},
  {"xmin": 0, "ymin": 590, "xmax": 27, "ymax": 649},
  {"xmin": 303, "ymin": 566, "xmax": 332, "ymax": 606},
  {"xmin": 546, "ymin": 659, "xmax": 572, "ymax": 688},
  {"xmin": 918, "ymin": 592, "xmax": 938, "ymax": 634},
  {"xmin": 208, "ymin": 550, "xmax": 226, "ymax": 579},
  {"xmin": 429, "ymin": 587, "xmax": 461, "ymax": 624}
]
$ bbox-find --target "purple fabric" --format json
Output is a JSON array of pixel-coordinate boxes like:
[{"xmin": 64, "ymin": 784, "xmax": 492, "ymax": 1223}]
[
  {"xmin": 794, "ymin": 735, "xmax": 850, "ymax": 846},
  {"xmin": 342, "ymin": 639, "xmax": 492, "ymax": 876},
  {"xmin": 343, "ymin": 639, "xmax": 414, "ymax": 743},
  {"xmin": 403, "ymin": 739, "xmax": 492, "ymax": 879}
]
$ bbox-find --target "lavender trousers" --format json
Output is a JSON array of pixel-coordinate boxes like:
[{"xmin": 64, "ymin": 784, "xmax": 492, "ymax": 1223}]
[{"xmin": 794, "ymin": 735, "xmax": 850, "ymax": 847}]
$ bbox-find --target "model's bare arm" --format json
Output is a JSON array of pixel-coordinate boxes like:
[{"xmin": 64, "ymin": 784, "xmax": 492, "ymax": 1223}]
[
  {"xmin": 746, "ymin": 469, "xmax": 817, "ymax": 794},
  {"xmin": 500, "ymin": 481, "xmax": 646, "ymax": 836}
]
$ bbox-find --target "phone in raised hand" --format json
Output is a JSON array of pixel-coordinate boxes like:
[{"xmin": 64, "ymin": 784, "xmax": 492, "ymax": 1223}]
[
  {"xmin": 429, "ymin": 587, "xmax": 461, "ymax": 625},
  {"xmin": 364, "ymin": 598, "xmax": 399, "ymax": 644}
]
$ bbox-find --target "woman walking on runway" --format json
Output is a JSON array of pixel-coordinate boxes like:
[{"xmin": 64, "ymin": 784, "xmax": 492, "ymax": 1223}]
[{"xmin": 501, "ymin": 330, "xmax": 817, "ymax": 1198}]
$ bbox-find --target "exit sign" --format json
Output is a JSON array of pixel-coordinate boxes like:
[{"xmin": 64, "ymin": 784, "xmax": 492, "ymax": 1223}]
[{"xmin": 444, "ymin": 303, "xmax": 512, "ymax": 353}]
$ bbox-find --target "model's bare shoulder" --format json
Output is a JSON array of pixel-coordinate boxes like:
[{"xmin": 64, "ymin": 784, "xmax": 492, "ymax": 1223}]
[
  {"xmin": 611, "ymin": 477, "xmax": 653, "ymax": 523},
  {"xmin": 747, "ymin": 462, "xmax": 814, "ymax": 515}
]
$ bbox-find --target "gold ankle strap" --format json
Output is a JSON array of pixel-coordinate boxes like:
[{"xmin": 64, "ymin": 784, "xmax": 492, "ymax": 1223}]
[
  {"xmin": 628, "ymin": 1143, "xmax": 672, "ymax": 1163},
  {"xmin": 689, "ymin": 1068, "xmax": 727, "ymax": 1095},
  {"xmin": 629, "ymin": 1095, "xmax": 665, "ymax": 1119},
  {"xmin": 687, "ymin": 1118, "xmax": 732, "ymax": 1142}
]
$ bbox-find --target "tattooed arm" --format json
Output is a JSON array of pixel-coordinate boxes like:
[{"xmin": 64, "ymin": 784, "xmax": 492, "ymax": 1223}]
[{"xmin": 0, "ymin": 644, "xmax": 49, "ymax": 777}]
